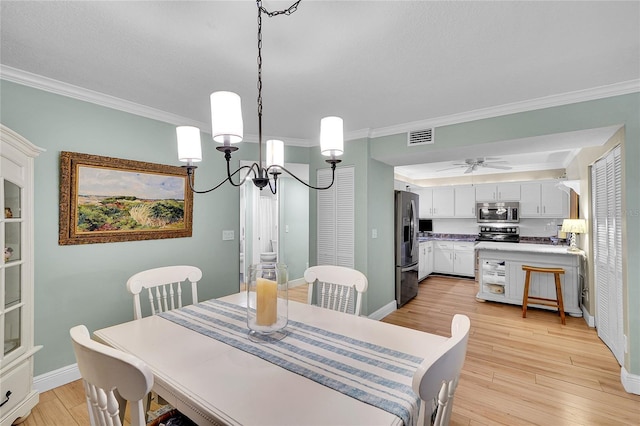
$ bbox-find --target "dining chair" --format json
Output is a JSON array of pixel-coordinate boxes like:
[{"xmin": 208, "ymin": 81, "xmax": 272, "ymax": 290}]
[
  {"xmin": 304, "ymin": 265, "xmax": 368, "ymax": 316},
  {"xmin": 70, "ymin": 325, "xmax": 195, "ymax": 426},
  {"xmin": 412, "ymin": 314, "xmax": 471, "ymax": 426},
  {"xmin": 126, "ymin": 265, "xmax": 202, "ymax": 319}
]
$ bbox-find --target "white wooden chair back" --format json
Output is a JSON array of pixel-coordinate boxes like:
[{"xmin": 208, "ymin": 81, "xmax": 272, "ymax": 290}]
[
  {"xmin": 70, "ymin": 325, "xmax": 153, "ymax": 426},
  {"xmin": 126, "ymin": 265, "xmax": 202, "ymax": 320},
  {"xmin": 304, "ymin": 265, "xmax": 368, "ymax": 316},
  {"xmin": 412, "ymin": 314, "xmax": 471, "ymax": 426}
]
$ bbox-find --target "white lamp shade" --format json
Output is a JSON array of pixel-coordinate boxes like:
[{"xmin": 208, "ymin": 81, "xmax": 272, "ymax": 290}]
[
  {"xmin": 176, "ymin": 126, "xmax": 202, "ymax": 163},
  {"xmin": 267, "ymin": 139, "xmax": 285, "ymax": 168},
  {"xmin": 210, "ymin": 91, "xmax": 243, "ymax": 144},
  {"xmin": 320, "ymin": 116, "xmax": 344, "ymax": 157},
  {"xmin": 561, "ymin": 219, "xmax": 587, "ymax": 234}
]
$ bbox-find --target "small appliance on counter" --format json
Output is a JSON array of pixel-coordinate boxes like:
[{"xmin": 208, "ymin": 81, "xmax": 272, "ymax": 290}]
[{"xmin": 476, "ymin": 225, "xmax": 520, "ymax": 243}]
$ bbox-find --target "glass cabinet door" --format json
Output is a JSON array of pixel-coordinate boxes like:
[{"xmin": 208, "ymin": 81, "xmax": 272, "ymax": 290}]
[{"xmin": 3, "ymin": 179, "xmax": 24, "ymax": 359}]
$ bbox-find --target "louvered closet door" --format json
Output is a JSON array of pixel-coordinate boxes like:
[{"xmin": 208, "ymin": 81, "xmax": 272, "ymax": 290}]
[
  {"xmin": 317, "ymin": 167, "xmax": 355, "ymax": 268},
  {"xmin": 592, "ymin": 145, "xmax": 623, "ymax": 365}
]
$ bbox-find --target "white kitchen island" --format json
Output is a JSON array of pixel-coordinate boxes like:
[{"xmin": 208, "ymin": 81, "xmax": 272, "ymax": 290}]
[{"xmin": 475, "ymin": 242, "xmax": 585, "ymax": 317}]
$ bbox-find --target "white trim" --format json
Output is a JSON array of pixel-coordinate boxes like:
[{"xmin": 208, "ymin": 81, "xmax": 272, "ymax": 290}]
[
  {"xmin": 621, "ymin": 366, "xmax": 640, "ymax": 395},
  {"xmin": 367, "ymin": 300, "xmax": 397, "ymax": 321},
  {"xmin": 288, "ymin": 277, "xmax": 307, "ymax": 288},
  {"xmin": 369, "ymin": 80, "xmax": 640, "ymax": 138},
  {"xmin": 33, "ymin": 363, "xmax": 81, "ymax": 393},
  {"xmin": 581, "ymin": 305, "xmax": 595, "ymax": 327},
  {"xmin": 3, "ymin": 66, "xmax": 637, "ymax": 145}
]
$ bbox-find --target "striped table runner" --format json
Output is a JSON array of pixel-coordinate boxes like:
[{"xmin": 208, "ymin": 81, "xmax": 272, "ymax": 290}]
[{"xmin": 159, "ymin": 299, "xmax": 423, "ymax": 426}]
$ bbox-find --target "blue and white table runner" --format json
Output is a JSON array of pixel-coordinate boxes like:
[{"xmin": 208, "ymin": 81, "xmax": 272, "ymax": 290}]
[{"xmin": 159, "ymin": 299, "xmax": 423, "ymax": 426}]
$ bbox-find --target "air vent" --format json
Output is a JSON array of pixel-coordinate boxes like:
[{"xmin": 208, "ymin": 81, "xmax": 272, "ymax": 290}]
[{"xmin": 407, "ymin": 128, "xmax": 434, "ymax": 146}]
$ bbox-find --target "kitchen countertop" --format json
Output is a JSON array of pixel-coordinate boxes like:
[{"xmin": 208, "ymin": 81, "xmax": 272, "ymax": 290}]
[
  {"xmin": 475, "ymin": 241, "xmax": 585, "ymax": 256},
  {"xmin": 419, "ymin": 234, "xmax": 477, "ymax": 242}
]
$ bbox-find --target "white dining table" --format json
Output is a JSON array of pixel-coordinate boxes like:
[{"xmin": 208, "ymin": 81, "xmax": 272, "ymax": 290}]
[{"xmin": 94, "ymin": 293, "xmax": 448, "ymax": 426}]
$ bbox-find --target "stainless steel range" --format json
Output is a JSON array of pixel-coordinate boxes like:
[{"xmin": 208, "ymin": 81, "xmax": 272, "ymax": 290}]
[{"xmin": 476, "ymin": 225, "xmax": 520, "ymax": 243}]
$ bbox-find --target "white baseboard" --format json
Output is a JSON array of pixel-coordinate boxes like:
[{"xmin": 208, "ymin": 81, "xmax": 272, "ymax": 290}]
[
  {"xmin": 621, "ymin": 366, "xmax": 640, "ymax": 395},
  {"xmin": 288, "ymin": 278, "xmax": 306, "ymax": 288},
  {"xmin": 581, "ymin": 305, "xmax": 595, "ymax": 327},
  {"xmin": 34, "ymin": 363, "xmax": 80, "ymax": 393},
  {"xmin": 367, "ymin": 300, "xmax": 397, "ymax": 321}
]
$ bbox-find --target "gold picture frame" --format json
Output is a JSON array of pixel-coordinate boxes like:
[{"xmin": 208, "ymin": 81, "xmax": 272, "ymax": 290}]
[{"xmin": 59, "ymin": 151, "xmax": 193, "ymax": 245}]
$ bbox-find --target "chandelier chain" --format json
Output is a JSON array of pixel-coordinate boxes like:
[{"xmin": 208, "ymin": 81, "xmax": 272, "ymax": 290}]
[{"xmin": 256, "ymin": 0, "xmax": 302, "ymax": 158}]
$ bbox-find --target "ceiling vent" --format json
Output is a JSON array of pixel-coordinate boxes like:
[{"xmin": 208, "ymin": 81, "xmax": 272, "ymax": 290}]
[{"xmin": 407, "ymin": 128, "xmax": 434, "ymax": 146}]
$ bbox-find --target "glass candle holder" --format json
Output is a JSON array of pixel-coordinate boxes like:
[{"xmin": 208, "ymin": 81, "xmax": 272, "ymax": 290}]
[{"xmin": 247, "ymin": 263, "xmax": 288, "ymax": 341}]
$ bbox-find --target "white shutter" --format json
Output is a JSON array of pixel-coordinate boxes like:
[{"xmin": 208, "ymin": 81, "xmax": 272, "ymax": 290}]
[
  {"xmin": 592, "ymin": 145, "xmax": 624, "ymax": 365},
  {"xmin": 317, "ymin": 169, "xmax": 336, "ymax": 265},
  {"xmin": 335, "ymin": 168, "xmax": 355, "ymax": 267},
  {"xmin": 316, "ymin": 166, "xmax": 355, "ymax": 268}
]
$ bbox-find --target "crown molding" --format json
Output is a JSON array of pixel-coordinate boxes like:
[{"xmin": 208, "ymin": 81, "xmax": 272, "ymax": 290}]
[
  {"xmin": 3, "ymin": 65, "xmax": 638, "ymax": 145},
  {"xmin": 0, "ymin": 65, "xmax": 208, "ymax": 130},
  {"xmin": 369, "ymin": 79, "xmax": 640, "ymax": 139}
]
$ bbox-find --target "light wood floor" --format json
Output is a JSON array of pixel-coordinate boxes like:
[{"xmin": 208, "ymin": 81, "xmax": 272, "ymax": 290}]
[{"xmin": 22, "ymin": 276, "xmax": 640, "ymax": 425}]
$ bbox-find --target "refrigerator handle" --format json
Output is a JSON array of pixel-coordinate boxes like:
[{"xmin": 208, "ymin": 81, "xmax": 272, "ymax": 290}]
[
  {"xmin": 401, "ymin": 264, "xmax": 419, "ymax": 273},
  {"xmin": 409, "ymin": 198, "xmax": 417, "ymax": 258}
]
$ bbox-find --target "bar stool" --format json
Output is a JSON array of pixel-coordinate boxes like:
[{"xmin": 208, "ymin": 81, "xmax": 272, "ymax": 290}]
[{"xmin": 521, "ymin": 265, "xmax": 566, "ymax": 325}]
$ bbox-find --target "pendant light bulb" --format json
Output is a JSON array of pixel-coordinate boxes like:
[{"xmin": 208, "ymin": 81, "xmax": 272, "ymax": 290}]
[
  {"xmin": 211, "ymin": 91, "xmax": 243, "ymax": 145},
  {"xmin": 320, "ymin": 116, "xmax": 344, "ymax": 157},
  {"xmin": 176, "ymin": 126, "xmax": 202, "ymax": 163}
]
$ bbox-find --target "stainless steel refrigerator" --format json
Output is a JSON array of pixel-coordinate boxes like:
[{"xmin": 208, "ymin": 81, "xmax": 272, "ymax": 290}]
[{"xmin": 394, "ymin": 190, "xmax": 419, "ymax": 307}]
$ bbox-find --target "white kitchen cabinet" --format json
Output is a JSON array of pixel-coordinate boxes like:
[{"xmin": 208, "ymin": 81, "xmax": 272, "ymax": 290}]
[
  {"xmin": 418, "ymin": 241, "xmax": 434, "ymax": 281},
  {"xmin": 475, "ymin": 183, "xmax": 520, "ymax": 201},
  {"xmin": 433, "ymin": 241, "xmax": 474, "ymax": 277},
  {"xmin": 431, "ymin": 187, "xmax": 454, "ymax": 217},
  {"xmin": 520, "ymin": 182, "xmax": 568, "ymax": 218},
  {"xmin": 452, "ymin": 242, "xmax": 475, "ymax": 277},
  {"xmin": 433, "ymin": 241, "xmax": 454, "ymax": 274},
  {"xmin": 415, "ymin": 187, "xmax": 454, "ymax": 218},
  {"xmin": 1, "ymin": 125, "xmax": 43, "ymax": 426},
  {"xmin": 414, "ymin": 188, "xmax": 433, "ymax": 218},
  {"xmin": 425, "ymin": 242, "xmax": 434, "ymax": 277},
  {"xmin": 454, "ymin": 185, "xmax": 476, "ymax": 218}
]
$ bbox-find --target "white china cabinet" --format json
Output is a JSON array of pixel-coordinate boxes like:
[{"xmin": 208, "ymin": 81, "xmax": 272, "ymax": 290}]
[{"xmin": 1, "ymin": 125, "xmax": 43, "ymax": 426}]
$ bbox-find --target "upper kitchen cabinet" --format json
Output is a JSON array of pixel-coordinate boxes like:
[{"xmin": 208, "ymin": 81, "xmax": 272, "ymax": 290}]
[
  {"xmin": 415, "ymin": 187, "xmax": 454, "ymax": 218},
  {"xmin": 414, "ymin": 188, "xmax": 433, "ymax": 218},
  {"xmin": 431, "ymin": 187, "xmax": 454, "ymax": 217},
  {"xmin": 520, "ymin": 182, "xmax": 568, "ymax": 218},
  {"xmin": 475, "ymin": 183, "xmax": 520, "ymax": 201},
  {"xmin": 454, "ymin": 185, "xmax": 476, "ymax": 218}
]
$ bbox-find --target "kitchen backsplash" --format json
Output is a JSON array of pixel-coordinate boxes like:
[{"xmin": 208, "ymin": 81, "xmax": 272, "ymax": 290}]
[{"xmin": 431, "ymin": 218, "xmax": 565, "ymax": 238}]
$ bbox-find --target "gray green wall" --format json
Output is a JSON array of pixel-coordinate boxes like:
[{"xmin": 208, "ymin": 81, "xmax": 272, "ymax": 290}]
[{"xmin": 2, "ymin": 79, "xmax": 639, "ymax": 382}]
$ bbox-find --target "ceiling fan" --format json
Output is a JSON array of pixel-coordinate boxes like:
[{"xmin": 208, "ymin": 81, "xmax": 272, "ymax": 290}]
[{"xmin": 438, "ymin": 157, "xmax": 512, "ymax": 174}]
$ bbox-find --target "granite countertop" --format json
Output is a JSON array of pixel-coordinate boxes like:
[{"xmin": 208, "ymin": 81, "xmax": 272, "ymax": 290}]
[
  {"xmin": 419, "ymin": 233, "xmax": 477, "ymax": 242},
  {"xmin": 475, "ymin": 241, "xmax": 585, "ymax": 256}
]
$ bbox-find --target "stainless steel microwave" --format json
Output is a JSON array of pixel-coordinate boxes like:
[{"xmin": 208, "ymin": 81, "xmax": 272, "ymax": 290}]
[{"xmin": 476, "ymin": 201, "xmax": 519, "ymax": 223}]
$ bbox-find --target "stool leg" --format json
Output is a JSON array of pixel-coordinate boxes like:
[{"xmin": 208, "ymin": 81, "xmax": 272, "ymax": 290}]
[
  {"xmin": 522, "ymin": 270, "xmax": 531, "ymax": 318},
  {"xmin": 554, "ymin": 272, "xmax": 566, "ymax": 325}
]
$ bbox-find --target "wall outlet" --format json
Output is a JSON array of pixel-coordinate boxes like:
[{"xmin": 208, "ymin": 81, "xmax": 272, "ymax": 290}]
[
  {"xmin": 372, "ymin": 229, "xmax": 378, "ymax": 239},
  {"xmin": 222, "ymin": 230, "xmax": 234, "ymax": 241}
]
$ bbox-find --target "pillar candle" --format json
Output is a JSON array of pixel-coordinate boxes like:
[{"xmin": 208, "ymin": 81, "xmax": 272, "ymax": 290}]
[{"xmin": 256, "ymin": 277, "xmax": 278, "ymax": 326}]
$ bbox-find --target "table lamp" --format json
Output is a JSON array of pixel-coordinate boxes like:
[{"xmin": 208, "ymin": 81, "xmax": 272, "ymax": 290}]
[{"xmin": 561, "ymin": 219, "xmax": 587, "ymax": 252}]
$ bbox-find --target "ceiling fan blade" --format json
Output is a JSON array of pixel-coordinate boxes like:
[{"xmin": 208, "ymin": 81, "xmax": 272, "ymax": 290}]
[
  {"xmin": 437, "ymin": 165, "xmax": 465, "ymax": 172},
  {"xmin": 464, "ymin": 165, "xmax": 475, "ymax": 174},
  {"xmin": 484, "ymin": 164, "xmax": 512, "ymax": 170}
]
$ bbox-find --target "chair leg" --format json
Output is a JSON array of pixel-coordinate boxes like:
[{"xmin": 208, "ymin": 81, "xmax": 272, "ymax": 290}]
[
  {"xmin": 554, "ymin": 273, "xmax": 566, "ymax": 325},
  {"xmin": 522, "ymin": 270, "xmax": 531, "ymax": 318}
]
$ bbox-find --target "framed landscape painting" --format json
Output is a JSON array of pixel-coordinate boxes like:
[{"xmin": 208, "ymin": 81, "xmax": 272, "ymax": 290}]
[{"xmin": 59, "ymin": 151, "xmax": 193, "ymax": 245}]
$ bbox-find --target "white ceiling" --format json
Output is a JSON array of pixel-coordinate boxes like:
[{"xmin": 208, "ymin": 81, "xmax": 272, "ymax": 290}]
[{"xmin": 1, "ymin": 1, "xmax": 638, "ymax": 176}]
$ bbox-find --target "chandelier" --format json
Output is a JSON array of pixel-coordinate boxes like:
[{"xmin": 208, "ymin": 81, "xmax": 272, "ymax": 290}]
[{"xmin": 176, "ymin": 0, "xmax": 343, "ymax": 194}]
